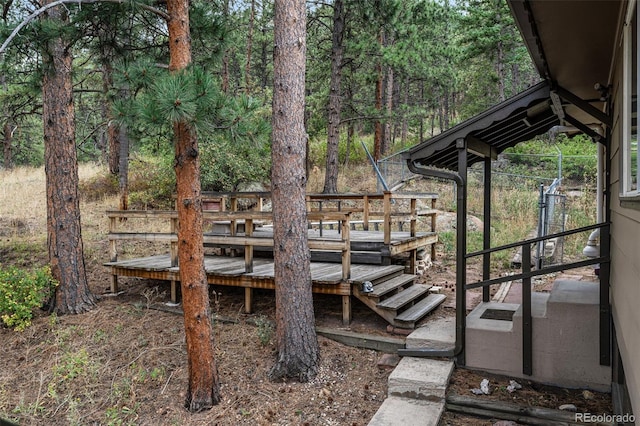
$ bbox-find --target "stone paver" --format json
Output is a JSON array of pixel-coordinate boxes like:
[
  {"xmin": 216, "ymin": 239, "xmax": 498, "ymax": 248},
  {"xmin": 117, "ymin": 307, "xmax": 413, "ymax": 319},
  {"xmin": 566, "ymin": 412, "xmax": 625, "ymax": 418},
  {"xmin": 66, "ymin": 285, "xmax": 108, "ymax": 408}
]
[{"xmin": 367, "ymin": 396, "xmax": 444, "ymax": 426}]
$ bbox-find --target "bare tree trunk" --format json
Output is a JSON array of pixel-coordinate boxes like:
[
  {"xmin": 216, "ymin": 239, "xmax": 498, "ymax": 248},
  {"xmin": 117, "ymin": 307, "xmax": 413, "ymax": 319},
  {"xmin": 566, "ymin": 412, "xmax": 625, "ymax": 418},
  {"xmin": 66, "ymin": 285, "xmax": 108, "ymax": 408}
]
[
  {"xmin": 166, "ymin": 0, "xmax": 220, "ymax": 411},
  {"xmin": 496, "ymin": 40, "xmax": 505, "ymax": 102},
  {"xmin": 3, "ymin": 121, "xmax": 13, "ymax": 169},
  {"xmin": 221, "ymin": 0, "xmax": 230, "ymax": 94},
  {"xmin": 260, "ymin": 1, "xmax": 269, "ymax": 91},
  {"xmin": 117, "ymin": 122, "xmax": 129, "ymax": 211},
  {"xmin": 400, "ymin": 74, "xmax": 409, "ymax": 146},
  {"xmin": 383, "ymin": 59, "xmax": 393, "ymax": 155},
  {"xmin": 102, "ymin": 60, "xmax": 119, "ymax": 175},
  {"xmin": 269, "ymin": 0, "xmax": 319, "ymax": 383},
  {"xmin": 245, "ymin": 0, "xmax": 256, "ymax": 93},
  {"xmin": 323, "ymin": 0, "xmax": 344, "ymax": 194},
  {"xmin": 42, "ymin": 0, "xmax": 96, "ymax": 315}
]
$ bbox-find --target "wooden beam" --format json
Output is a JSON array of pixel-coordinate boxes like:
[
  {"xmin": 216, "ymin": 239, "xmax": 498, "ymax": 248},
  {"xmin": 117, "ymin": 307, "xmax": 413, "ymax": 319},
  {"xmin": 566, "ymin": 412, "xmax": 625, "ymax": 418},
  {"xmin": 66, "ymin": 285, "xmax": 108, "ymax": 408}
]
[
  {"xmin": 315, "ymin": 326, "xmax": 405, "ymax": 353},
  {"xmin": 467, "ymin": 135, "xmax": 498, "ymax": 160},
  {"xmin": 556, "ymin": 86, "xmax": 612, "ymax": 127}
]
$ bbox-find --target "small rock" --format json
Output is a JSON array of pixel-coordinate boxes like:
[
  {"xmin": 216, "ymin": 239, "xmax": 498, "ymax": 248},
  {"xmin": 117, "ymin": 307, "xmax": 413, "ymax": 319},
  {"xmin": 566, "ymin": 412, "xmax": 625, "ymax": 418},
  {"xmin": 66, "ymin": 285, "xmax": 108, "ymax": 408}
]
[
  {"xmin": 582, "ymin": 390, "xmax": 595, "ymax": 400},
  {"xmin": 376, "ymin": 353, "xmax": 401, "ymax": 370},
  {"xmin": 493, "ymin": 422, "xmax": 519, "ymax": 426},
  {"xmin": 480, "ymin": 378, "xmax": 491, "ymax": 394},
  {"xmin": 319, "ymin": 388, "xmax": 331, "ymax": 398},
  {"xmin": 471, "ymin": 378, "xmax": 491, "ymax": 395},
  {"xmin": 559, "ymin": 404, "xmax": 577, "ymax": 412},
  {"xmin": 507, "ymin": 380, "xmax": 522, "ymax": 393}
]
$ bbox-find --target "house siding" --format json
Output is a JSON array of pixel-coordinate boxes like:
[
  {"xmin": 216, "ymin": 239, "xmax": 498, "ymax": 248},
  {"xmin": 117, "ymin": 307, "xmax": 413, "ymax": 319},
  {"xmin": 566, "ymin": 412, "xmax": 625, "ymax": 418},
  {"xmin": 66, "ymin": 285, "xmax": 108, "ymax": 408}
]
[{"xmin": 608, "ymin": 33, "xmax": 640, "ymax": 415}]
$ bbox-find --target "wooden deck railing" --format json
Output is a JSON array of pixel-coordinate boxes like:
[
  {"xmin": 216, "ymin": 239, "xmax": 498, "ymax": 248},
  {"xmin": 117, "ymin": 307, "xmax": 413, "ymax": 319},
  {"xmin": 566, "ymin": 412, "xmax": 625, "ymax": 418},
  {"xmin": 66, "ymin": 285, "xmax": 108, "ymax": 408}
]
[
  {"xmin": 199, "ymin": 191, "xmax": 438, "ymax": 242},
  {"xmin": 106, "ymin": 209, "xmax": 352, "ymax": 290},
  {"xmin": 107, "ymin": 191, "xmax": 438, "ymax": 296}
]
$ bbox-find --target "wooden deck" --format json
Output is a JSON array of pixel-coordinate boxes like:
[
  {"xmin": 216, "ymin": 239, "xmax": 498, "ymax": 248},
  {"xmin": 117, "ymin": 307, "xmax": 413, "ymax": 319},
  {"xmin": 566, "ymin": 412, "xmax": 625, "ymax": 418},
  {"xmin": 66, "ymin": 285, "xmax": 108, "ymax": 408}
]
[
  {"xmin": 104, "ymin": 191, "xmax": 439, "ymax": 325},
  {"xmin": 106, "ymin": 254, "xmax": 414, "ymax": 325}
]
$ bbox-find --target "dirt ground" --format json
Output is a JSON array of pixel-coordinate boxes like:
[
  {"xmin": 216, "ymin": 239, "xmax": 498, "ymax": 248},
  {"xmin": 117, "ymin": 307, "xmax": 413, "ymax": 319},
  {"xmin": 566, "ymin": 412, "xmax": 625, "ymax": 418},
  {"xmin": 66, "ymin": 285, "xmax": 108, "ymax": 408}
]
[
  {"xmin": 0, "ymin": 167, "xmax": 614, "ymax": 425},
  {"xmin": 0, "ymin": 242, "xmax": 614, "ymax": 426}
]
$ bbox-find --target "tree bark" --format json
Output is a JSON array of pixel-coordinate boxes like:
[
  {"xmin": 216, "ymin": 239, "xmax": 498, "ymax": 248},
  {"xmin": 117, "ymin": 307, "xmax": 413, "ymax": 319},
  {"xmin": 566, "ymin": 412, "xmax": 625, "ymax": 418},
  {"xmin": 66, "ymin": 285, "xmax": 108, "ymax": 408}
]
[
  {"xmin": 244, "ymin": 0, "xmax": 256, "ymax": 94},
  {"xmin": 117, "ymin": 122, "xmax": 129, "ymax": 211},
  {"xmin": 373, "ymin": 29, "xmax": 384, "ymax": 162},
  {"xmin": 3, "ymin": 120, "xmax": 13, "ymax": 169},
  {"xmin": 166, "ymin": 0, "xmax": 220, "ymax": 411},
  {"xmin": 42, "ymin": 0, "xmax": 96, "ymax": 314},
  {"xmin": 269, "ymin": 0, "xmax": 319, "ymax": 382},
  {"xmin": 383, "ymin": 58, "xmax": 393, "ymax": 155},
  {"xmin": 322, "ymin": 0, "xmax": 344, "ymax": 194},
  {"xmin": 221, "ymin": 0, "xmax": 230, "ymax": 94}
]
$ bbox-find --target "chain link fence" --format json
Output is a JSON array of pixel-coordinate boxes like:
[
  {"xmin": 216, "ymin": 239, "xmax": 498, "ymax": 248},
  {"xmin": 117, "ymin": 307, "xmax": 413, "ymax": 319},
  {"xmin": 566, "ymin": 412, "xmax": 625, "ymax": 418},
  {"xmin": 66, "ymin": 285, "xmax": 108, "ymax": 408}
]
[{"xmin": 377, "ymin": 150, "xmax": 598, "ymax": 263}]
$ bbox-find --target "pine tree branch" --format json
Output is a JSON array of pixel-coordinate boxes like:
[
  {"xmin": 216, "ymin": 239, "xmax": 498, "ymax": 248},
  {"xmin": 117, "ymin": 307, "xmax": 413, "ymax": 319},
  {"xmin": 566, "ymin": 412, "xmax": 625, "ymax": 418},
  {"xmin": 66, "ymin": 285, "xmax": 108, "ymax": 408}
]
[{"xmin": 0, "ymin": 0, "xmax": 169, "ymax": 56}]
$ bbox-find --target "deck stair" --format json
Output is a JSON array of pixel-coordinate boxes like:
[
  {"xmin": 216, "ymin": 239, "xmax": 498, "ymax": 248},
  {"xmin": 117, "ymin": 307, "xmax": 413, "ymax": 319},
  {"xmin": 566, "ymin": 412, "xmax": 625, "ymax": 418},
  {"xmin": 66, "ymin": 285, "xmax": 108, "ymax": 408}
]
[{"xmin": 351, "ymin": 269, "xmax": 446, "ymax": 329}]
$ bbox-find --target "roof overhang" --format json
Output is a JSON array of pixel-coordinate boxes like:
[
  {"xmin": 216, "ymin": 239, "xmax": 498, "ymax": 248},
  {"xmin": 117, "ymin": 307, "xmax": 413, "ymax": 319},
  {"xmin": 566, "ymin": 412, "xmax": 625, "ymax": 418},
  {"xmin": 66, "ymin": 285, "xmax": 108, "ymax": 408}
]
[
  {"xmin": 404, "ymin": 81, "xmax": 560, "ymax": 171},
  {"xmin": 508, "ymin": 0, "xmax": 623, "ymax": 128}
]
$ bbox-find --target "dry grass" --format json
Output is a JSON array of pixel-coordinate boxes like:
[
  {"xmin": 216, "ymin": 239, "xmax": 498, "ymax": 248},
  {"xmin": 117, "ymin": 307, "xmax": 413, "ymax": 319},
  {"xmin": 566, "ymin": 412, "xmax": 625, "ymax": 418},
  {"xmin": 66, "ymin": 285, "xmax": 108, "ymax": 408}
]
[{"xmin": 0, "ymin": 164, "xmax": 391, "ymax": 425}]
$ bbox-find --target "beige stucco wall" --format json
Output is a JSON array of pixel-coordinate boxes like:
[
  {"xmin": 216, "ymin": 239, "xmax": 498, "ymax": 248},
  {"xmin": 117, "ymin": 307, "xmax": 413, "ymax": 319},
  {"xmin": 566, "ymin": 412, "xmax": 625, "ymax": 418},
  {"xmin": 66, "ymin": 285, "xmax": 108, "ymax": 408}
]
[{"xmin": 608, "ymin": 35, "xmax": 640, "ymax": 415}]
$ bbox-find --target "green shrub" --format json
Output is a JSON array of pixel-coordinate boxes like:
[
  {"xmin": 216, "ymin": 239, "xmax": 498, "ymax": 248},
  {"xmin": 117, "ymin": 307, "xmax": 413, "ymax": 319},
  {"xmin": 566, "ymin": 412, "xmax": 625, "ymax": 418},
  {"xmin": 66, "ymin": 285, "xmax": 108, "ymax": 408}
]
[{"xmin": 0, "ymin": 265, "xmax": 57, "ymax": 331}]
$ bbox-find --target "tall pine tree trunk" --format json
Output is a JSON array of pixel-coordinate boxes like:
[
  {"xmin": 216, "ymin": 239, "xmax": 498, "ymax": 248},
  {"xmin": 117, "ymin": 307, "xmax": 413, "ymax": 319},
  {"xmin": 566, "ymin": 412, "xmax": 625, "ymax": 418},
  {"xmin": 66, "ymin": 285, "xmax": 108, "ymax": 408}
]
[
  {"xmin": 3, "ymin": 121, "xmax": 13, "ymax": 169},
  {"xmin": 269, "ymin": 0, "xmax": 319, "ymax": 382},
  {"xmin": 383, "ymin": 59, "xmax": 394, "ymax": 155},
  {"xmin": 373, "ymin": 29, "xmax": 384, "ymax": 162},
  {"xmin": 221, "ymin": 0, "xmax": 230, "ymax": 94},
  {"xmin": 2, "ymin": 73, "xmax": 13, "ymax": 169},
  {"xmin": 42, "ymin": 0, "xmax": 95, "ymax": 314},
  {"xmin": 323, "ymin": 0, "xmax": 344, "ymax": 194},
  {"xmin": 166, "ymin": 0, "xmax": 220, "ymax": 411},
  {"xmin": 245, "ymin": 0, "xmax": 256, "ymax": 94}
]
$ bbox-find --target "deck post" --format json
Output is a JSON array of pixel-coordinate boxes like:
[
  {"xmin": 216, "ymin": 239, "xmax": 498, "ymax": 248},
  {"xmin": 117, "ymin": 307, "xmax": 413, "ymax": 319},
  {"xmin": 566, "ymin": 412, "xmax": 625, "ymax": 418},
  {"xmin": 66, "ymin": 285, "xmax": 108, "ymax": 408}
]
[
  {"xmin": 245, "ymin": 218, "xmax": 254, "ymax": 273},
  {"xmin": 170, "ymin": 281, "xmax": 178, "ymax": 303},
  {"xmin": 170, "ymin": 217, "xmax": 179, "ymax": 267},
  {"xmin": 341, "ymin": 214, "xmax": 351, "ymax": 280},
  {"xmin": 230, "ymin": 196, "xmax": 238, "ymax": 256},
  {"xmin": 109, "ymin": 216, "xmax": 118, "ymax": 293},
  {"xmin": 383, "ymin": 191, "xmax": 391, "ymax": 245},
  {"xmin": 342, "ymin": 295, "xmax": 351, "ymax": 325},
  {"xmin": 110, "ymin": 273, "xmax": 118, "ymax": 294},
  {"xmin": 363, "ymin": 195, "xmax": 370, "ymax": 230},
  {"xmin": 244, "ymin": 288, "xmax": 253, "ymax": 314}
]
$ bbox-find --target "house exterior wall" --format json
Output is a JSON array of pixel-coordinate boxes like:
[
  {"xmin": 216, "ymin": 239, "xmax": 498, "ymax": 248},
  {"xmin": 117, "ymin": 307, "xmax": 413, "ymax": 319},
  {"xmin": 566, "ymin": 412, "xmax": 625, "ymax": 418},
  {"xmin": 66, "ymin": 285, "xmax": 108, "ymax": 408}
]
[{"xmin": 608, "ymin": 28, "xmax": 640, "ymax": 415}]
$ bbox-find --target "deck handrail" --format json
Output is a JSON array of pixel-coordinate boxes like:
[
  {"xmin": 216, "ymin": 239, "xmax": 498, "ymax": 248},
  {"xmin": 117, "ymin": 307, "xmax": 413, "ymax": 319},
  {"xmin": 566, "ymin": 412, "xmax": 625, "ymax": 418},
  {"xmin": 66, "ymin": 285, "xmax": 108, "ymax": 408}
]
[{"xmin": 106, "ymin": 209, "xmax": 352, "ymax": 281}]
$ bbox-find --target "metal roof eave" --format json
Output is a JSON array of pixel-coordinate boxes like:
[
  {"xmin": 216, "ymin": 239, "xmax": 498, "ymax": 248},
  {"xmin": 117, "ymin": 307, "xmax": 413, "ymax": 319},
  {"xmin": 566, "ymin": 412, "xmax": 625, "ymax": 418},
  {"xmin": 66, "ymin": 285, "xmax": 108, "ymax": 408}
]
[{"xmin": 403, "ymin": 81, "xmax": 554, "ymax": 171}]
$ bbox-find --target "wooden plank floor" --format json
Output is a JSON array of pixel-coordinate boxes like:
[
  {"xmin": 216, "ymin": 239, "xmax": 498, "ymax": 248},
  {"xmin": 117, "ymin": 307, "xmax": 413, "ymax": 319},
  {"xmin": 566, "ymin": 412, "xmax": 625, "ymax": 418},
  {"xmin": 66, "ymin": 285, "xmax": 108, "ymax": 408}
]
[{"xmin": 105, "ymin": 254, "xmax": 405, "ymax": 286}]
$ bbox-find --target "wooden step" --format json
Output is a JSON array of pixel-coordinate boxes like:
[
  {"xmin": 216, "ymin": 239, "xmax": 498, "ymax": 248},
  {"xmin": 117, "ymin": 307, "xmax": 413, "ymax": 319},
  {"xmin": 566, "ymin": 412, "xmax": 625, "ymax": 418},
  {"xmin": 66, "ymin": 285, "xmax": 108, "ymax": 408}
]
[
  {"xmin": 368, "ymin": 274, "xmax": 417, "ymax": 298},
  {"xmin": 394, "ymin": 294, "xmax": 447, "ymax": 326},
  {"xmin": 350, "ymin": 264, "xmax": 406, "ymax": 285},
  {"xmin": 377, "ymin": 284, "xmax": 430, "ymax": 311}
]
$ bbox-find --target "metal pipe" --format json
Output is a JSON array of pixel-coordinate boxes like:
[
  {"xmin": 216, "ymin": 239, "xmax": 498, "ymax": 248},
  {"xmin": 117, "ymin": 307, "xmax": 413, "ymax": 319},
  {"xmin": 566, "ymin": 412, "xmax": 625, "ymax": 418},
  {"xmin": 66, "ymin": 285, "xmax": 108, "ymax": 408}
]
[{"xmin": 402, "ymin": 160, "xmax": 466, "ymax": 358}]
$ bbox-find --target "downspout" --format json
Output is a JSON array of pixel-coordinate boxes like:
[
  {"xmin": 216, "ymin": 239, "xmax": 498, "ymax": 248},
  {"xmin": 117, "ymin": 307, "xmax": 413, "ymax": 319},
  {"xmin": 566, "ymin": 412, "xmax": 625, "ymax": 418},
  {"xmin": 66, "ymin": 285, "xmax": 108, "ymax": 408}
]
[{"xmin": 398, "ymin": 160, "xmax": 465, "ymax": 358}]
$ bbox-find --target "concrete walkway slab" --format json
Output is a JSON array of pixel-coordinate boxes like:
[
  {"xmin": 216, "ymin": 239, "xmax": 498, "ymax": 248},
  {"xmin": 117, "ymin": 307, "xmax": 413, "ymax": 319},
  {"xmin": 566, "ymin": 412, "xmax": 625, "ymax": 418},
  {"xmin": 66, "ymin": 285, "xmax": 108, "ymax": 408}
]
[
  {"xmin": 405, "ymin": 316, "xmax": 455, "ymax": 350},
  {"xmin": 367, "ymin": 396, "xmax": 444, "ymax": 426},
  {"xmin": 387, "ymin": 357, "xmax": 453, "ymax": 400}
]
